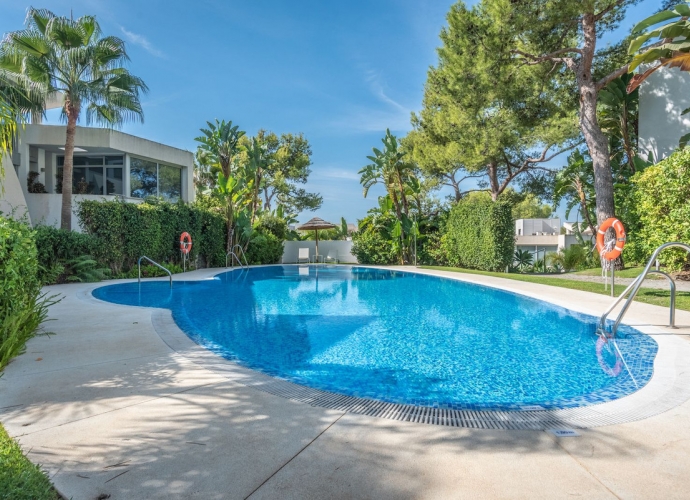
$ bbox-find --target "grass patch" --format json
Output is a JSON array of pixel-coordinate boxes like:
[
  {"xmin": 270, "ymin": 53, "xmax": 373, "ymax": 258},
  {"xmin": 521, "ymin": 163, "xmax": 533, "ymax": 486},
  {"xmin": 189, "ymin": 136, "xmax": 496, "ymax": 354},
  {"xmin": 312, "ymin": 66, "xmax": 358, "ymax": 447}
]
[
  {"xmin": 0, "ymin": 423, "xmax": 60, "ymax": 500},
  {"xmin": 420, "ymin": 266, "xmax": 690, "ymax": 311},
  {"xmin": 573, "ymin": 266, "xmax": 657, "ymax": 278}
]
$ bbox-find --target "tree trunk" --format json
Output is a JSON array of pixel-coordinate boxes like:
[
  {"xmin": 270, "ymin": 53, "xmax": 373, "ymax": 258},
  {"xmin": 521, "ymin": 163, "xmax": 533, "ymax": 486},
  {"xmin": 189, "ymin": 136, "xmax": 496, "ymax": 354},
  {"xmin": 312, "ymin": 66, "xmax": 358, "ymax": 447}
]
[
  {"xmin": 487, "ymin": 161, "xmax": 499, "ymax": 201},
  {"xmin": 60, "ymin": 106, "xmax": 79, "ymax": 231},
  {"xmin": 578, "ymin": 13, "xmax": 615, "ymax": 227}
]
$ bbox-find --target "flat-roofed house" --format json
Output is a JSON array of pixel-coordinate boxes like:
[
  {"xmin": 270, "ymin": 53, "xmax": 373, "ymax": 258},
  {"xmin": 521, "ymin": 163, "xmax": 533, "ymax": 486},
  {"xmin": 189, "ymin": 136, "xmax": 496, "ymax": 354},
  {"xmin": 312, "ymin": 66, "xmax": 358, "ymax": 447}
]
[{"xmin": 0, "ymin": 124, "xmax": 194, "ymax": 229}]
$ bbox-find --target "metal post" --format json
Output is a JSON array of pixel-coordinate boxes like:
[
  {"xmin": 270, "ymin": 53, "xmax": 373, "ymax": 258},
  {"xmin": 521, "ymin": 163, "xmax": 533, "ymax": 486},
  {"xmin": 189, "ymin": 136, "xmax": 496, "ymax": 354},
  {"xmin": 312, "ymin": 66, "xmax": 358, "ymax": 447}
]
[
  {"xmin": 610, "ymin": 265, "xmax": 614, "ymax": 297},
  {"xmin": 414, "ymin": 218, "xmax": 417, "ymax": 267}
]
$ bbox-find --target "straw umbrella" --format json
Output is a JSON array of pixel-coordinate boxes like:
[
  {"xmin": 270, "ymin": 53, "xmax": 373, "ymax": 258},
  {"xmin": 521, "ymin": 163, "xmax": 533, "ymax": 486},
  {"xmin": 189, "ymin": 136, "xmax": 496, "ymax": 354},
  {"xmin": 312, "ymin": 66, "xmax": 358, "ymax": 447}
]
[{"xmin": 297, "ymin": 217, "xmax": 336, "ymax": 261}]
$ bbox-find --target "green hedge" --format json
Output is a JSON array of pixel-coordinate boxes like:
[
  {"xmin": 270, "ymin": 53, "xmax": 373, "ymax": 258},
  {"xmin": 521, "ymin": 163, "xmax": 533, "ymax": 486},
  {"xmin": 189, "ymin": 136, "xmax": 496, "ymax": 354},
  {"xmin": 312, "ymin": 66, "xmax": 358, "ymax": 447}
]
[
  {"xmin": 76, "ymin": 199, "xmax": 226, "ymax": 273},
  {"xmin": 0, "ymin": 217, "xmax": 41, "ymax": 318},
  {"xmin": 34, "ymin": 225, "xmax": 101, "ymax": 283},
  {"xmin": 244, "ymin": 231, "xmax": 284, "ymax": 265},
  {"xmin": 351, "ymin": 215, "xmax": 399, "ymax": 265},
  {"xmin": 0, "ymin": 216, "xmax": 53, "ymax": 372},
  {"xmin": 630, "ymin": 149, "xmax": 690, "ymax": 271},
  {"xmin": 441, "ymin": 198, "xmax": 514, "ymax": 271}
]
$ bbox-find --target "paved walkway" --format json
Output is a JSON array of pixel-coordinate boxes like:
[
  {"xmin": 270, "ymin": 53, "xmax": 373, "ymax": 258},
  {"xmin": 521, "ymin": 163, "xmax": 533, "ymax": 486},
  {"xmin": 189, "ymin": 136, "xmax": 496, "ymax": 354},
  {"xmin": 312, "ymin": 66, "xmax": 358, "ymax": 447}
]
[
  {"xmin": 545, "ymin": 271, "xmax": 690, "ymax": 291},
  {"xmin": 2, "ymin": 266, "xmax": 690, "ymax": 499}
]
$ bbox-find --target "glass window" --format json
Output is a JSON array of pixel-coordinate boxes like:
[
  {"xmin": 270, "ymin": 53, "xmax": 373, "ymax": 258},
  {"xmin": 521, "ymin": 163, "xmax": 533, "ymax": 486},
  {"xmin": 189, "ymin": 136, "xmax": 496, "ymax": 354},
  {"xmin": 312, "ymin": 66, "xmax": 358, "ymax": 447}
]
[
  {"xmin": 130, "ymin": 157, "xmax": 158, "ymax": 198},
  {"xmin": 57, "ymin": 155, "xmax": 124, "ymax": 195},
  {"xmin": 72, "ymin": 166, "xmax": 103, "ymax": 194},
  {"xmin": 106, "ymin": 168, "xmax": 123, "ymax": 195},
  {"xmin": 158, "ymin": 164, "xmax": 182, "ymax": 202},
  {"xmin": 105, "ymin": 156, "xmax": 124, "ymax": 165}
]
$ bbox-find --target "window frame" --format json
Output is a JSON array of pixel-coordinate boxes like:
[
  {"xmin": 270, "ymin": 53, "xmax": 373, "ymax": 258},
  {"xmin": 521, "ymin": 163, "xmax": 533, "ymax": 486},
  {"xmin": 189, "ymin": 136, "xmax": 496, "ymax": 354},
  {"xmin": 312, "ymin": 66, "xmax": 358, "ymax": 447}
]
[
  {"xmin": 57, "ymin": 154, "xmax": 124, "ymax": 196},
  {"xmin": 129, "ymin": 155, "xmax": 183, "ymax": 202}
]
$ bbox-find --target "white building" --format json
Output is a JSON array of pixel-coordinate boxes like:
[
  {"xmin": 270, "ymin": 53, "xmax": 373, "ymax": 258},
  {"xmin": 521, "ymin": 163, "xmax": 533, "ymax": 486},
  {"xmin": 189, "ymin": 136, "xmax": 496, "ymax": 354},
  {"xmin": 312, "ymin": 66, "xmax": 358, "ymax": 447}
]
[
  {"xmin": 0, "ymin": 124, "xmax": 194, "ymax": 228},
  {"xmin": 515, "ymin": 218, "xmax": 581, "ymax": 257},
  {"xmin": 638, "ymin": 65, "xmax": 690, "ymax": 162}
]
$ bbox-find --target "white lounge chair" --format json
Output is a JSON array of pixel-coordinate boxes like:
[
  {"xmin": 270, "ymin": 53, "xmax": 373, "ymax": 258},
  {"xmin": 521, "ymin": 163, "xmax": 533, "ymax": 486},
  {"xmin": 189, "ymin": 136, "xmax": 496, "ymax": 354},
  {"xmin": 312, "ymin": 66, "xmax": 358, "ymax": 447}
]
[
  {"xmin": 325, "ymin": 250, "xmax": 339, "ymax": 264},
  {"xmin": 297, "ymin": 248, "xmax": 310, "ymax": 264}
]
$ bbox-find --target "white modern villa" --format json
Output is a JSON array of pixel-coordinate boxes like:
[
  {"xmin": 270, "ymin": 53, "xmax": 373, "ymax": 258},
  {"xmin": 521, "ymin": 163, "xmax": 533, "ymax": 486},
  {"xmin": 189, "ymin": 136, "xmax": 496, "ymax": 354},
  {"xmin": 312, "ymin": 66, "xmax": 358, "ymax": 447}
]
[
  {"xmin": 0, "ymin": 124, "xmax": 194, "ymax": 229},
  {"xmin": 638, "ymin": 65, "xmax": 690, "ymax": 161},
  {"xmin": 514, "ymin": 218, "xmax": 588, "ymax": 257}
]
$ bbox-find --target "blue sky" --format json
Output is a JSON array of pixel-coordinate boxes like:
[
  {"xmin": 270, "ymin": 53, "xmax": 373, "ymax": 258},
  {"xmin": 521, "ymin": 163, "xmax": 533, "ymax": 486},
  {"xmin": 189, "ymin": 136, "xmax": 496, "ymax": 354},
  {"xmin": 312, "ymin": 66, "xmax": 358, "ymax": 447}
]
[{"xmin": 0, "ymin": 0, "xmax": 661, "ymax": 224}]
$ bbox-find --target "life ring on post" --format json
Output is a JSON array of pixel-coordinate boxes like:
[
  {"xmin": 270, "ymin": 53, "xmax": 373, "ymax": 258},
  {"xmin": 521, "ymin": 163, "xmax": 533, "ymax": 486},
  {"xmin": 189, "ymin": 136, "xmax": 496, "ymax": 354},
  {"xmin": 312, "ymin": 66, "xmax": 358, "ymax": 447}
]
[
  {"xmin": 595, "ymin": 218, "xmax": 626, "ymax": 261},
  {"xmin": 180, "ymin": 232, "xmax": 192, "ymax": 255}
]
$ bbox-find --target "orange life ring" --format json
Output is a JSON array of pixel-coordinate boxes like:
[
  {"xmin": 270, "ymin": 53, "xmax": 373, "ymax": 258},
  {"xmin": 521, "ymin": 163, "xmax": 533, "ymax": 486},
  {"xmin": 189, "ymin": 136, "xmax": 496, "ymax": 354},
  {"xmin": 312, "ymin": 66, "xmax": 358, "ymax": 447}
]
[
  {"xmin": 595, "ymin": 217, "xmax": 626, "ymax": 261},
  {"xmin": 180, "ymin": 232, "xmax": 192, "ymax": 255}
]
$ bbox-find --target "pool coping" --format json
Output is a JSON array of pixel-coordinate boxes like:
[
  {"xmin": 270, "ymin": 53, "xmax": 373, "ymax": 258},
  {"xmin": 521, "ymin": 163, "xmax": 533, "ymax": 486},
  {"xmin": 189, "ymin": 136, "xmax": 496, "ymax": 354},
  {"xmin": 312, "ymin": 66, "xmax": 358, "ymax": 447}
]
[{"xmin": 81, "ymin": 264, "xmax": 690, "ymax": 430}]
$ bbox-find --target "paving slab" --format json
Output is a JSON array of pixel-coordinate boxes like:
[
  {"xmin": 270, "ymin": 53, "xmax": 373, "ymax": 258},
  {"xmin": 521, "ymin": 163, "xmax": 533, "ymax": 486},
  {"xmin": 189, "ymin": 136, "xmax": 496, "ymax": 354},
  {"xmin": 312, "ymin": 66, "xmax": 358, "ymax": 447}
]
[
  {"xmin": 15, "ymin": 380, "xmax": 342, "ymax": 500},
  {"xmin": 249, "ymin": 413, "xmax": 618, "ymax": 500}
]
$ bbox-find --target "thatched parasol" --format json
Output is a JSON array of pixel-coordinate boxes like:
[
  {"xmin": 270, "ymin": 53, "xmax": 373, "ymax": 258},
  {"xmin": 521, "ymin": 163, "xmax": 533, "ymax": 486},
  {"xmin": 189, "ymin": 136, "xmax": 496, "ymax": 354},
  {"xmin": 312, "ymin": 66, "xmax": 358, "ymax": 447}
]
[{"xmin": 297, "ymin": 217, "xmax": 336, "ymax": 260}]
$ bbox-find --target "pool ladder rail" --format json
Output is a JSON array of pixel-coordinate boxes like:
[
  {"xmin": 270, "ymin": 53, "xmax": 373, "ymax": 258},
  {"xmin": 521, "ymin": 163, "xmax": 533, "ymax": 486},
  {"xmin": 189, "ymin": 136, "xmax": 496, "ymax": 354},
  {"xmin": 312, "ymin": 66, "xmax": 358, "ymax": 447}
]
[
  {"xmin": 226, "ymin": 244, "xmax": 249, "ymax": 270},
  {"xmin": 138, "ymin": 256, "xmax": 173, "ymax": 288},
  {"xmin": 597, "ymin": 242, "xmax": 690, "ymax": 339}
]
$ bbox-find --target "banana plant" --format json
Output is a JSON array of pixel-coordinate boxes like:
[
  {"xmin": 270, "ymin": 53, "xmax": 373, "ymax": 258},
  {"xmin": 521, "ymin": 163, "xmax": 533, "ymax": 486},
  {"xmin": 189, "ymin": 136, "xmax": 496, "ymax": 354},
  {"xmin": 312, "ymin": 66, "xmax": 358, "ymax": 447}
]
[
  {"xmin": 627, "ymin": 0, "xmax": 690, "ymax": 145},
  {"xmin": 598, "ymin": 75, "xmax": 639, "ymax": 173}
]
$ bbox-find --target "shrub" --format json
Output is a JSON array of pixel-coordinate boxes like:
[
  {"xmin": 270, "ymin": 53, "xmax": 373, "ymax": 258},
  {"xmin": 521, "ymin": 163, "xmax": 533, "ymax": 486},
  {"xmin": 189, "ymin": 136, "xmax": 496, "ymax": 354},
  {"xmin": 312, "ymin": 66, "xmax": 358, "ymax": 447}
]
[
  {"xmin": 630, "ymin": 149, "xmax": 690, "ymax": 271},
  {"xmin": 77, "ymin": 199, "xmax": 226, "ymax": 273},
  {"xmin": 34, "ymin": 225, "xmax": 101, "ymax": 284},
  {"xmin": 244, "ymin": 232, "xmax": 284, "ymax": 265},
  {"xmin": 351, "ymin": 223, "xmax": 398, "ymax": 265},
  {"xmin": 0, "ymin": 423, "xmax": 61, "ymax": 499},
  {"xmin": 441, "ymin": 198, "xmax": 514, "ymax": 271},
  {"xmin": 0, "ymin": 216, "xmax": 55, "ymax": 372}
]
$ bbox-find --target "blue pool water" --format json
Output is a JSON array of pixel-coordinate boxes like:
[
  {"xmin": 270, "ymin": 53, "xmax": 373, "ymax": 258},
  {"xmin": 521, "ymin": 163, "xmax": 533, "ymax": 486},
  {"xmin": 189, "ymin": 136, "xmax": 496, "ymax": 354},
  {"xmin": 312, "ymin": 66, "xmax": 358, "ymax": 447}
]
[{"xmin": 93, "ymin": 266, "xmax": 657, "ymax": 409}]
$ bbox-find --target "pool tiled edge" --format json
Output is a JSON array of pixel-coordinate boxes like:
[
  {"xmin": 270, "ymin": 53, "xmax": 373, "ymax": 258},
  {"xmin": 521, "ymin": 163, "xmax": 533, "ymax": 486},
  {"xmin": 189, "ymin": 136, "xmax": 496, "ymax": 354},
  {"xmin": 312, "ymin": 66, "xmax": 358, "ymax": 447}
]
[{"xmin": 84, "ymin": 266, "xmax": 690, "ymax": 430}]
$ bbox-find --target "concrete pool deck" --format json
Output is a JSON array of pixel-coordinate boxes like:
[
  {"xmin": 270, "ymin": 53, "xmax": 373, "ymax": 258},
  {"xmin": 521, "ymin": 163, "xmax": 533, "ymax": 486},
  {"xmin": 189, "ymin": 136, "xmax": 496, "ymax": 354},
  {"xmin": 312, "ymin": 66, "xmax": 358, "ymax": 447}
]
[{"xmin": 2, "ymin": 265, "xmax": 690, "ymax": 499}]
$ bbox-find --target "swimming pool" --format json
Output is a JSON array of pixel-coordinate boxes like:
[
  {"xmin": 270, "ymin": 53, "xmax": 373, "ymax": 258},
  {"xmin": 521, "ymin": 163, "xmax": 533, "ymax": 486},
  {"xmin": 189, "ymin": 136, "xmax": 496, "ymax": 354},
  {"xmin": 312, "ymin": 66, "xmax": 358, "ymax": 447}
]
[{"xmin": 93, "ymin": 265, "xmax": 657, "ymax": 410}]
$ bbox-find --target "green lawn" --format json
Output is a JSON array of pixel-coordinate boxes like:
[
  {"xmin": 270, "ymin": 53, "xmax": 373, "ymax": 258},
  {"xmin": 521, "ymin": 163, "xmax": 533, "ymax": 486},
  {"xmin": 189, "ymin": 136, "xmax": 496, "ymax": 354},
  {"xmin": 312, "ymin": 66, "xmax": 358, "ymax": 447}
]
[
  {"xmin": 420, "ymin": 266, "xmax": 690, "ymax": 311},
  {"xmin": 574, "ymin": 266, "xmax": 659, "ymax": 278},
  {"xmin": 0, "ymin": 423, "xmax": 60, "ymax": 500}
]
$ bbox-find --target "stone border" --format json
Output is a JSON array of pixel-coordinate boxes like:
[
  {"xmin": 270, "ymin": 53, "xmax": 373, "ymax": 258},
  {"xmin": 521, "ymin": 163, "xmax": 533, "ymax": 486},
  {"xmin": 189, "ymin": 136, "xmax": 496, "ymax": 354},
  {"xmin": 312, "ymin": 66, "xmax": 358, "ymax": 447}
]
[{"xmin": 82, "ymin": 265, "xmax": 690, "ymax": 430}]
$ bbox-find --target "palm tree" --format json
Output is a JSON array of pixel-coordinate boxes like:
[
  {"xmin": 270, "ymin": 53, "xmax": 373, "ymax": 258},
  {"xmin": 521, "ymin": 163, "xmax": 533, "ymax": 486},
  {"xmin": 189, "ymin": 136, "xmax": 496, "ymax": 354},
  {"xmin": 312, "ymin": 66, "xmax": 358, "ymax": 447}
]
[
  {"xmin": 0, "ymin": 72, "xmax": 44, "ymax": 185},
  {"xmin": 0, "ymin": 8, "xmax": 148, "ymax": 230}
]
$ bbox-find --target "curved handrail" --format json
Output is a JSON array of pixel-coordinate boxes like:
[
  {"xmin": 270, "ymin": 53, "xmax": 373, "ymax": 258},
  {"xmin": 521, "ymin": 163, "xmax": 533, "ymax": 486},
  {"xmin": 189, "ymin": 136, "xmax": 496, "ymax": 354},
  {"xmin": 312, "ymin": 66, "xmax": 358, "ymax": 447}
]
[
  {"xmin": 226, "ymin": 250, "xmax": 247, "ymax": 269},
  {"xmin": 138, "ymin": 256, "xmax": 172, "ymax": 288},
  {"xmin": 598, "ymin": 242, "xmax": 689, "ymax": 338},
  {"xmin": 232, "ymin": 244, "xmax": 249, "ymax": 268},
  {"xmin": 647, "ymin": 270, "xmax": 677, "ymax": 329}
]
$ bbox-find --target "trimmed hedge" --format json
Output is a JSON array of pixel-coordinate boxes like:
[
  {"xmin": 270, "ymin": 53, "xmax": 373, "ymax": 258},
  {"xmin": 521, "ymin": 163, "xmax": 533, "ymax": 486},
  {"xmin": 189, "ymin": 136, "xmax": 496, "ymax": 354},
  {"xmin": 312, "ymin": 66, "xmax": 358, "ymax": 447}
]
[
  {"xmin": 351, "ymin": 216, "xmax": 399, "ymax": 265},
  {"xmin": 76, "ymin": 199, "xmax": 226, "ymax": 273},
  {"xmin": 0, "ymin": 217, "xmax": 41, "ymax": 319},
  {"xmin": 441, "ymin": 198, "xmax": 514, "ymax": 271},
  {"xmin": 1, "ymin": 216, "xmax": 54, "ymax": 372},
  {"xmin": 630, "ymin": 149, "xmax": 690, "ymax": 271},
  {"xmin": 244, "ymin": 231, "xmax": 284, "ymax": 265},
  {"xmin": 34, "ymin": 225, "xmax": 100, "ymax": 283}
]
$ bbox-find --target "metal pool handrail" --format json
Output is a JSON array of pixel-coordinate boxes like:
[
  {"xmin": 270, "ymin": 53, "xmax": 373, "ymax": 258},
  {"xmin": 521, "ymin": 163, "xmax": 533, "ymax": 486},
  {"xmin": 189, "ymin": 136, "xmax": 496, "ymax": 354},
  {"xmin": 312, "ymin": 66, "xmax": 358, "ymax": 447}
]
[
  {"xmin": 138, "ymin": 256, "xmax": 173, "ymax": 288},
  {"xmin": 597, "ymin": 242, "xmax": 690, "ymax": 338},
  {"xmin": 232, "ymin": 244, "xmax": 249, "ymax": 268}
]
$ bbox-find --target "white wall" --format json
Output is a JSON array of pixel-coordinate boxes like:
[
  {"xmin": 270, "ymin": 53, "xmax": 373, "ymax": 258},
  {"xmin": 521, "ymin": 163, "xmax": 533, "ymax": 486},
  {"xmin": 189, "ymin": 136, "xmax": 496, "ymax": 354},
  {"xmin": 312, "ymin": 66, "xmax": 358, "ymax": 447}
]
[
  {"xmin": 0, "ymin": 153, "xmax": 31, "ymax": 222},
  {"xmin": 282, "ymin": 240, "xmax": 357, "ymax": 263},
  {"xmin": 515, "ymin": 218, "xmax": 561, "ymax": 236},
  {"xmin": 26, "ymin": 193, "xmax": 143, "ymax": 230},
  {"xmin": 638, "ymin": 65, "xmax": 690, "ymax": 161}
]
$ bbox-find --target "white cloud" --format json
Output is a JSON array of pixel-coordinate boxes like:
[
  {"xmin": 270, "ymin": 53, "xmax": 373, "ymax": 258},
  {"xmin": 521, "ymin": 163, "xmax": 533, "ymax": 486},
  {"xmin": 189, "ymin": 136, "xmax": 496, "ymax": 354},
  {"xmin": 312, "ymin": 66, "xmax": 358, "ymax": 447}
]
[
  {"xmin": 328, "ymin": 107, "xmax": 413, "ymax": 134},
  {"xmin": 317, "ymin": 166, "xmax": 361, "ymax": 181},
  {"xmin": 120, "ymin": 26, "xmax": 165, "ymax": 58},
  {"xmin": 364, "ymin": 69, "xmax": 409, "ymax": 113},
  {"xmin": 328, "ymin": 68, "xmax": 414, "ymax": 134}
]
